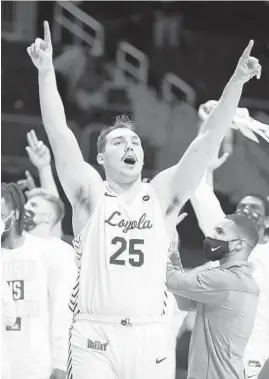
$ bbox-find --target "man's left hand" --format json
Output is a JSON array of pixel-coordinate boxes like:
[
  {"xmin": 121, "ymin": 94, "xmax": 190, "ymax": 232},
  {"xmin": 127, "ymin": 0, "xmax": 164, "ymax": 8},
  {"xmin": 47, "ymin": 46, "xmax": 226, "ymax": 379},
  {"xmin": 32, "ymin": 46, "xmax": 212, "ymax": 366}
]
[{"xmin": 49, "ymin": 368, "xmax": 66, "ymax": 379}]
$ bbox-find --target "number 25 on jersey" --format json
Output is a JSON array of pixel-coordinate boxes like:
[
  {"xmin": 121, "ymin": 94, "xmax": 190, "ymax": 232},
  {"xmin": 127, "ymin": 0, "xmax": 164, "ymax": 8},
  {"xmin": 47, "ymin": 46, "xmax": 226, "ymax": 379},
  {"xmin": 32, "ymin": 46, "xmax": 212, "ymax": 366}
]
[{"xmin": 110, "ymin": 237, "xmax": 144, "ymax": 267}]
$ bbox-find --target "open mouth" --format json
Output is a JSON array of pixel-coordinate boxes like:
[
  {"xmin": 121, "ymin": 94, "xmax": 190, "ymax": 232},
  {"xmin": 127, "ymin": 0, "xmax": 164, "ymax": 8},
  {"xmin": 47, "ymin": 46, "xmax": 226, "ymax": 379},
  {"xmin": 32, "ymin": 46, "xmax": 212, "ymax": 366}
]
[{"xmin": 123, "ymin": 156, "xmax": 136, "ymax": 165}]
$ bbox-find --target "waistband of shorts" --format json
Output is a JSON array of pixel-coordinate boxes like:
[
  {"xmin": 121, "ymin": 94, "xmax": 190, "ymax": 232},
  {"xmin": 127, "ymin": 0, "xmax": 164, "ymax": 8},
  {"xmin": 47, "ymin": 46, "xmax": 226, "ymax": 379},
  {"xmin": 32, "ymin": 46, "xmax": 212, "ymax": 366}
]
[{"xmin": 75, "ymin": 312, "xmax": 163, "ymax": 326}]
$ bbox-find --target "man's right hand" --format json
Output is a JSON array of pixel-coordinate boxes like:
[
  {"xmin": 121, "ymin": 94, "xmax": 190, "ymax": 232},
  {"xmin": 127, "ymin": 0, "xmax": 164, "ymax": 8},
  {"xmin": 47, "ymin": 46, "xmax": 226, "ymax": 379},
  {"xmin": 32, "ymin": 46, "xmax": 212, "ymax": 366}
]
[
  {"xmin": 26, "ymin": 130, "xmax": 51, "ymax": 169},
  {"xmin": 27, "ymin": 21, "xmax": 53, "ymax": 71}
]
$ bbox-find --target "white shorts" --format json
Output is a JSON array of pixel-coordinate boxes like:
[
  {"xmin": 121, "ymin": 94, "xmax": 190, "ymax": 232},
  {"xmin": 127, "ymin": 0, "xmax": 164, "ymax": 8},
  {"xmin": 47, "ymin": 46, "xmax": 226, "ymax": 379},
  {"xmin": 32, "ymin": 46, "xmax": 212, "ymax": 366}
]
[{"xmin": 67, "ymin": 313, "xmax": 171, "ymax": 379}]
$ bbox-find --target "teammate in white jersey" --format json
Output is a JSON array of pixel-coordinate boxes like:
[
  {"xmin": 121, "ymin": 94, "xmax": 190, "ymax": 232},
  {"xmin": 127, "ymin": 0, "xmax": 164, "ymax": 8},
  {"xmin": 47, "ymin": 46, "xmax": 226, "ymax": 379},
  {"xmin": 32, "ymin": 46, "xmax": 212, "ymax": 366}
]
[
  {"xmin": 191, "ymin": 144, "xmax": 269, "ymax": 378},
  {"xmin": 1, "ymin": 261, "xmax": 17, "ymax": 379},
  {"xmin": 27, "ymin": 21, "xmax": 261, "ymax": 378},
  {"xmin": 1, "ymin": 182, "xmax": 76, "ymax": 379}
]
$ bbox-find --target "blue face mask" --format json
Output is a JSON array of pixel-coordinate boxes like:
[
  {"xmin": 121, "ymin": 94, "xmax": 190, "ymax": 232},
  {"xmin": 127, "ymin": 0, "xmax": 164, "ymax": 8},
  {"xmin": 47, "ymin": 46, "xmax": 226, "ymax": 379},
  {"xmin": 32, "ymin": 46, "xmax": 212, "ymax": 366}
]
[{"xmin": 203, "ymin": 236, "xmax": 241, "ymax": 261}]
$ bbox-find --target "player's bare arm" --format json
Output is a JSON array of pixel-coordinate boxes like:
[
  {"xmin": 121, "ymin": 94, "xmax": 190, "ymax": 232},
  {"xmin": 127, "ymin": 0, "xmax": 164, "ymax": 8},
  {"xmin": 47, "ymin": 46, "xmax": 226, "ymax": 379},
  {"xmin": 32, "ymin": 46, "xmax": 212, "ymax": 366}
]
[
  {"xmin": 27, "ymin": 21, "xmax": 103, "ymax": 225},
  {"xmin": 151, "ymin": 40, "xmax": 261, "ymax": 223}
]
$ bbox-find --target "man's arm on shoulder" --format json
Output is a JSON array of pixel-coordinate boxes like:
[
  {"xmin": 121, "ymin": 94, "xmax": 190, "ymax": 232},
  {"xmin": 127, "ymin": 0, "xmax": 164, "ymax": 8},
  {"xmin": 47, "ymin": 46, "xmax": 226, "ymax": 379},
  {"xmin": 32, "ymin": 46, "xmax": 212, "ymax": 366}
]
[
  {"xmin": 167, "ymin": 261, "xmax": 232, "ymax": 303},
  {"xmin": 152, "ymin": 41, "xmax": 260, "ymax": 217}
]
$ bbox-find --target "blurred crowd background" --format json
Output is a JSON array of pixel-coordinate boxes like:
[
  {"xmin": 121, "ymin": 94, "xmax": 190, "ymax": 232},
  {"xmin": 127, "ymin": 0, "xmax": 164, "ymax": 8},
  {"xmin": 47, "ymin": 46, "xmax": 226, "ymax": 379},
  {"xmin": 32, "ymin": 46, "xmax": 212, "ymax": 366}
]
[{"xmin": 1, "ymin": 1, "xmax": 269, "ymax": 377}]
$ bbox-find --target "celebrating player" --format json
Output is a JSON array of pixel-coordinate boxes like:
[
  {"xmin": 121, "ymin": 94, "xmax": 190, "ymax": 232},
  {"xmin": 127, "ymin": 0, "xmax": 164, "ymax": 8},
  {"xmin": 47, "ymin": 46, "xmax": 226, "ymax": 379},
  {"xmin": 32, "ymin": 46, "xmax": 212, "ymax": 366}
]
[{"xmin": 27, "ymin": 21, "xmax": 261, "ymax": 379}]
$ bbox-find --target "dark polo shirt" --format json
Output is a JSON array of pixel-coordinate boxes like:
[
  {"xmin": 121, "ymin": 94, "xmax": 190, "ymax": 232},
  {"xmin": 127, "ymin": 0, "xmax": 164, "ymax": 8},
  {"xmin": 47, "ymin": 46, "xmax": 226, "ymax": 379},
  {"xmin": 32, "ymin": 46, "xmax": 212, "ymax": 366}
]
[{"xmin": 167, "ymin": 261, "xmax": 259, "ymax": 379}]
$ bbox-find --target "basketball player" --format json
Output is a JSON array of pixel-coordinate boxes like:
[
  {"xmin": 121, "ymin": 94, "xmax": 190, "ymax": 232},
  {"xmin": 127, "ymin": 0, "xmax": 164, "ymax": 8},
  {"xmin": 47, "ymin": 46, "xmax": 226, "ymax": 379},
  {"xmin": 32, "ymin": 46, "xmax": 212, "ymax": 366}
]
[
  {"xmin": 167, "ymin": 213, "xmax": 260, "ymax": 379},
  {"xmin": 1, "ymin": 253, "xmax": 17, "ymax": 379},
  {"xmin": 27, "ymin": 21, "xmax": 261, "ymax": 378},
  {"xmin": 1, "ymin": 182, "xmax": 76, "ymax": 379},
  {"xmin": 191, "ymin": 153, "xmax": 269, "ymax": 379}
]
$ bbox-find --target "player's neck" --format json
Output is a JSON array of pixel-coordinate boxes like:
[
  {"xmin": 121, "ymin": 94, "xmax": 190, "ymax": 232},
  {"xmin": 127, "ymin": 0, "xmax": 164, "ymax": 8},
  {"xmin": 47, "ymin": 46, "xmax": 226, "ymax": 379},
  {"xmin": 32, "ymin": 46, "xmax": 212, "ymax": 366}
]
[
  {"xmin": 2, "ymin": 232, "xmax": 25, "ymax": 250},
  {"xmin": 29, "ymin": 224, "xmax": 52, "ymax": 239}
]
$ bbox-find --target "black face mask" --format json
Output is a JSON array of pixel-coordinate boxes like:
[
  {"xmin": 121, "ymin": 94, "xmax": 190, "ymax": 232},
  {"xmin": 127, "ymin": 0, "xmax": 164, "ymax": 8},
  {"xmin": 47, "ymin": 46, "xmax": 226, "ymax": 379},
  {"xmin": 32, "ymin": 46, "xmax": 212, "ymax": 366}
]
[
  {"xmin": 203, "ymin": 236, "xmax": 240, "ymax": 261},
  {"xmin": 236, "ymin": 208, "xmax": 262, "ymax": 228},
  {"xmin": 24, "ymin": 210, "xmax": 37, "ymax": 232}
]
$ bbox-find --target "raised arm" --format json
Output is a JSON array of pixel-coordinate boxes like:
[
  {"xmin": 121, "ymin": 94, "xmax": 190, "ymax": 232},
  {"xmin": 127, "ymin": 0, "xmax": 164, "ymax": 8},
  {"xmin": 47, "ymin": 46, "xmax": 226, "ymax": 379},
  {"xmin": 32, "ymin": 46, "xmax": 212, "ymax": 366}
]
[
  {"xmin": 27, "ymin": 22, "xmax": 103, "ymax": 216},
  {"xmin": 152, "ymin": 40, "xmax": 261, "ymax": 221},
  {"xmin": 190, "ymin": 152, "xmax": 228, "ymax": 236},
  {"xmin": 25, "ymin": 130, "xmax": 59, "ymax": 196}
]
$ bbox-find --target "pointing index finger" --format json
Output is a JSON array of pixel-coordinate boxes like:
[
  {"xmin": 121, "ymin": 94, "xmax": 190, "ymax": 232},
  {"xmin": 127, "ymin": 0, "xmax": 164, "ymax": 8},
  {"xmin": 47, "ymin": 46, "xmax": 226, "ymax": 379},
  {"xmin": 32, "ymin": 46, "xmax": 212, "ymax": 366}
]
[
  {"xmin": 43, "ymin": 21, "xmax": 51, "ymax": 44},
  {"xmin": 242, "ymin": 40, "xmax": 254, "ymax": 60}
]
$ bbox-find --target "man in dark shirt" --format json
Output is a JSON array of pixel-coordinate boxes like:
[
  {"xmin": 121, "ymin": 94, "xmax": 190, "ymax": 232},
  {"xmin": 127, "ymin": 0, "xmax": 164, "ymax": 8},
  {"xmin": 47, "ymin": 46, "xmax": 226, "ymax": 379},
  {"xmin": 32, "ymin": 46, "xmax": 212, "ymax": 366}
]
[{"xmin": 168, "ymin": 213, "xmax": 259, "ymax": 379}]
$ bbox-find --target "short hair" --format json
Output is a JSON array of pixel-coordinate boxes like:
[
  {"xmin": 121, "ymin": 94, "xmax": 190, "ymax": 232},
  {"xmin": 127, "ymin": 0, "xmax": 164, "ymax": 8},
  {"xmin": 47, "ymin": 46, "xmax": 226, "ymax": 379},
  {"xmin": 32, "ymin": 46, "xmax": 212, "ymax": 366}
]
[
  {"xmin": 27, "ymin": 189, "xmax": 65, "ymax": 226},
  {"xmin": 97, "ymin": 115, "xmax": 135, "ymax": 153},
  {"xmin": 226, "ymin": 213, "xmax": 259, "ymax": 249},
  {"xmin": 239, "ymin": 193, "xmax": 269, "ymax": 217},
  {"xmin": 1, "ymin": 182, "xmax": 25, "ymax": 235}
]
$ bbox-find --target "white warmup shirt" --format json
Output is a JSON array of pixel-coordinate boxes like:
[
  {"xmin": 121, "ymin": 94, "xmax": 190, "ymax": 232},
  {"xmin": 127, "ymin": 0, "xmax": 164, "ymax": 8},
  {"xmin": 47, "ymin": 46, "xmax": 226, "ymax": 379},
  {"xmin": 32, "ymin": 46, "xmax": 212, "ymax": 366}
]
[
  {"xmin": 1, "ymin": 233, "xmax": 76, "ymax": 379},
  {"xmin": 191, "ymin": 177, "xmax": 269, "ymax": 371},
  {"xmin": 1, "ymin": 277, "xmax": 17, "ymax": 379}
]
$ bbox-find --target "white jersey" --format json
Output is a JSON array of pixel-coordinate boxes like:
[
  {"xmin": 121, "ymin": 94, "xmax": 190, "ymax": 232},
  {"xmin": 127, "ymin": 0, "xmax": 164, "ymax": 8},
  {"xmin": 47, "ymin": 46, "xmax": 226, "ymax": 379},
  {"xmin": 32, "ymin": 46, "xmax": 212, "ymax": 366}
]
[
  {"xmin": 71, "ymin": 182, "xmax": 170, "ymax": 319},
  {"xmin": 1, "ymin": 277, "xmax": 17, "ymax": 379},
  {"xmin": 1, "ymin": 233, "xmax": 76, "ymax": 379},
  {"xmin": 244, "ymin": 241, "xmax": 269, "ymax": 365}
]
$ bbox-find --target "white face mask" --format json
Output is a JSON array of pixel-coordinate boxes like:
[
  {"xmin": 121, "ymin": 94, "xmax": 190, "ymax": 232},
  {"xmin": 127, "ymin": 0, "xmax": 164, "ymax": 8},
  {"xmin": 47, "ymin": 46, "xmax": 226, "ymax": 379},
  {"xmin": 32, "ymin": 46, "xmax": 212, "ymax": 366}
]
[{"xmin": 1, "ymin": 211, "xmax": 15, "ymax": 235}]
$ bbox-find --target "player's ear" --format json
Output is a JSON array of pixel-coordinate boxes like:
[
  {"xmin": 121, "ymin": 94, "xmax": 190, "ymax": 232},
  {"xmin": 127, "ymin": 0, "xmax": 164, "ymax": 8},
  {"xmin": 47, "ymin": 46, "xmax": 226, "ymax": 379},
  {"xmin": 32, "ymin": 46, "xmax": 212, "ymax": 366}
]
[
  {"xmin": 236, "ymin": 238, "xmax": 245, "ymax": 251},
  {"xmin": 97, "ymin": 153, "xmax": 104, "ymax": 166},
  {"xmin": 265, "ymin": 216, "xmax": 269, "ymax": 229}
]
